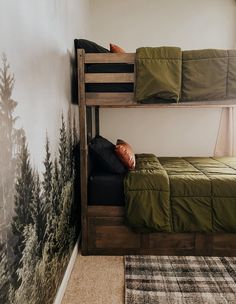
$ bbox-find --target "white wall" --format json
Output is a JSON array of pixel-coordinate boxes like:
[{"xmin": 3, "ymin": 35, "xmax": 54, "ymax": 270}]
[
  {"xmin": 0, "ymin": 0, "xmax": 89, "ymax": 171},
  {"xmin": 89, "ymin": 0, "xmax": 236, "ymax": 156}
]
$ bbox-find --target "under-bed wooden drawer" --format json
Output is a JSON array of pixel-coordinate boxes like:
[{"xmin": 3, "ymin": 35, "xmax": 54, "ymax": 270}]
[
  {"xmin": 149, "ymin": 233, "xmax": 195, "ymax": 255},
  {"xmin": 212, "ymin": 234, "xmax": 236, "ymax": 256},
  {"xmin": 88, "ymin": 217, "xmax": 141, "ymax": 254}
]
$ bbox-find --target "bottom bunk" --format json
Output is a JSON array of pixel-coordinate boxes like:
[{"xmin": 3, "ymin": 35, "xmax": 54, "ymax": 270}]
[
  {"xmin": 83, "ymin": 141, "xmax": 236, "ymax": 256},
  {"xmin": 86, "ymin": 206, "xmax": 236, "ymax": 256},
  {"xmin": 85, "ymin": 158, "xmax": 236, "ymax": 256}
]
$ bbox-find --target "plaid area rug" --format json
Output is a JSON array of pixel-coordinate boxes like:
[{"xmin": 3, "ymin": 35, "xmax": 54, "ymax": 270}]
[{"xmin": 125, "ymin": 256, "xmax": 236, "ymax": 304}]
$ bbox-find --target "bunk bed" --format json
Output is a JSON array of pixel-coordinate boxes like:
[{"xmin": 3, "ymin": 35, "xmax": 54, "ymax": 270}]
[{"xmin": 77, "ymin": 48, "xmax": 236, "ymax": 256}]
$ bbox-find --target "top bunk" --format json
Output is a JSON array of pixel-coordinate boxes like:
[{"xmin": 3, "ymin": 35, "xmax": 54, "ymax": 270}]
[{"xmin": 77, "ymin": 48, "xmax": 236, "ymax": 108}]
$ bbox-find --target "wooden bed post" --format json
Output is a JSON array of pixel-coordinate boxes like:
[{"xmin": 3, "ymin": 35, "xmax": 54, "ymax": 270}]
[
  {"xmin": 95, "ymin": 106, "xmax": 100, "ymax": 136},
  {"xmin": 78, "ymin": 49, "xmax": 88, "ymax": 254},
  {"xmin": 86, "ymin": 107, "xmax": 93, "ymax": 141}
]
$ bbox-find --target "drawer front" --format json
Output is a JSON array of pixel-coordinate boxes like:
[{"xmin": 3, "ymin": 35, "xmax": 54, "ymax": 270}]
[
  {"xmin": 88, "ymin": 217, "xmax": 141, "ymax": 251},
  {"xmin": 149, "ymin": 233, "xmax": 195, "ymax": 255},
  {"xmin": 212, "ymin": 234, "xmax": 236, "ymax": 256}
]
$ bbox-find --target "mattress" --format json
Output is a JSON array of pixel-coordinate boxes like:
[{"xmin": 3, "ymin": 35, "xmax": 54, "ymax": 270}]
[
  {"xmin": 88, "ymin": 171, "xmax": 125, "ymax": 206},
  {"xmin": 86, "ymin": 63, "xmax": 134, "ymax": 93}
]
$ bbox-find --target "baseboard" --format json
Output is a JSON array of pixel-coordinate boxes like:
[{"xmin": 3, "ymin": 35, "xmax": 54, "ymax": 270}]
[{"xmin": 53, "ymin": 234, "xmax": 81, "ymax": 304}]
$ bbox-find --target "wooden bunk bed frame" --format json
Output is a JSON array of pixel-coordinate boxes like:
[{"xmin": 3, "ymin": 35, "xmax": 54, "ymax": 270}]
[{"xmin": 78, "ymin": 49, "xmax": 236, "ymax": 256}]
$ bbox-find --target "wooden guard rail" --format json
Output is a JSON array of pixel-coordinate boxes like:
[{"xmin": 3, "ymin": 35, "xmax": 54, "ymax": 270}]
[{"xmin": 79, "ymin": 50, "xmax": 236, "ymax": 108}]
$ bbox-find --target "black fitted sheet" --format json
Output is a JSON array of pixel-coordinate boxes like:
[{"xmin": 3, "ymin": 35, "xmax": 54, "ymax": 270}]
[
  {"xmin": 85, "ymin": 63, "xmax": 134, "ymax": 93},
  {"xmin": 88, "ymin": 172, "xmax": 125, "ymax": 206}
]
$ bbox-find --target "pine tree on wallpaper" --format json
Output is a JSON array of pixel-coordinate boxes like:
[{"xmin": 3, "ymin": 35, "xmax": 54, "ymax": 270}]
[
  {"xmin": 44, "ymin": 158, "xmax": 60, "ymax": 253},
  {"xmin": 14, "ymin": 224, "xmax": 38, "ymax": 304},
  {"xmin": 56, "ymin": 112, "xmax": 76, "ymax": 256},
  {"xmin": 0, "ymin": 53, "xmax": 16, "ymax": 229},
  {"xmin": 11, "ymin": 136, "xmax": 34, "ymax": 289},
  {"xmin": 0, "ymin": 54, "xmax": 25, "ymax": 300},
  {"xmin": 0, "ymin": 54, "xmax": 24, "ymax": 247},
  {"xmin": 73, "ymin": 113, "xmax": 79, "ymax": 149},
  {"xmin": 51, "ymin": 158, "xmax": 61, "ymax": 217},
  {"xmin": 31, "ymin": 173, "xmax": 45, "ymax": 258},
  {"xmin": 42, "ymin": 136, "xmax": 53, "ymax": 248},
  {"xmin": 0, "ymin": 242, "xmax": 9, "ymax": 303},
  {"xmin": 43, "ymin": 136, "xmax": 53, "ymax": 215},
  {"xmin": 59, "ymin": 115, "xmax": 68, "ymax": 186},
  {"xmin": 67, "ymin": 109, "xmax": 74, "ymax": 181},
  {"xmin": 72, "ymin": 113, "xmax": 81, "ymax": 231}
]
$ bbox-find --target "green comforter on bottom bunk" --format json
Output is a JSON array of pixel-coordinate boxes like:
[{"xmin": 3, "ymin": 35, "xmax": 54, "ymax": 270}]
[{"xmin": 124, "ymin": 154, "xmax": 236, "ymax": 232}]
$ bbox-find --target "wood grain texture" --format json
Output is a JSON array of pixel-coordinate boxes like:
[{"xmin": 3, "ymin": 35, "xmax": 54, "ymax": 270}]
[
  {"xmin": 86, "ymin": 93, "xmax": 134, "ymax": 105},
  {"xmin": 86, "ymin": 98, "xmax": 236, "ymax": 108},
  {"xmin": 79, "ymin": 106, "xmax": 88, "ymax": 255},
  {"xmin": 78, "ymin": 49, "xmax": 85, "ymax": 106},
  {"xmin": 86, "ymin": 212, "xmax": 236, "ymax": 256},
  {"xmin": 85, "ymin": 73, "xmax": 135, "ymax": 83},
  {"xmin": 194, "ymin": 233, "xmax": 213, "ymax": 255},
  {"xmin": 149, "ymin": 233, "xmax": 195, "ymax": 250},
  {"xmin": 85, "ymin": 206, "xmax": 236, "ymax": 256},
  {"xmin": 78, "ymin": 49, "xmax": 88, "ymax": 255},
  {"xmin": 87, "ymin": 206, "xmax": 125, "ymax": 217},
  {"xmin": 95, "ymin": 107, "xmax": 100, "ymax": 136},
  {"xmin": 85, "ymin": 53, "xmax": 135, "ymax": 64},
  {"xmin": 88, "ymin": 217, "xmax": 141, "ymax": 250},
  {"xmin": 86, "ymin": 107, "xmax": 92, "ymax": 142}
]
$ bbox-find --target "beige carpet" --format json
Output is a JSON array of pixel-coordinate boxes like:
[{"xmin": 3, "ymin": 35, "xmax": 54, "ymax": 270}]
[{"xmin": 62, "ymin": 254, "xmax": 124, "ymax": 304}]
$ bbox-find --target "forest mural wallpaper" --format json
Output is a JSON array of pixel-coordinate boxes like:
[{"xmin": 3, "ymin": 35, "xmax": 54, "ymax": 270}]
[
  {"xmin": 0, "ymin": 55, "xmax": 80, "ymax": 304},
  {"xmin": 0, "ymin": 1, "xmax": 89, "ymax": 303}
]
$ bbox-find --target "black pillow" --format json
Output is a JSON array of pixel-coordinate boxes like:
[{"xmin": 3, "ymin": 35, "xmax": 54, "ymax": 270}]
[
  {"xmin": 74, "ymin": 39, "xmax": 110, "ymax": 53},
  {"xmin": 89, "ymin": 136, "xmax": 127, "ymax": 174}
]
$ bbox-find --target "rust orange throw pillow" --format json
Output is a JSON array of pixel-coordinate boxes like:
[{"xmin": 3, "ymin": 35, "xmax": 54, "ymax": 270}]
[
  {"xmin": 115, "ymin": 139, "xmax": 135, "ymax": 170},
  {"xmin": 110, "ymin": 43, "xmax": 125, "ymax": 53}
]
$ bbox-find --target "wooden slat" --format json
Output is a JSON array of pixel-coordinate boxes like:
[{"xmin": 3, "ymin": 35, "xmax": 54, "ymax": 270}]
[
  {"xmin": 85, "ymin": 95, "xmax": 236, "ymax": 108},
  {"xmin": 86, "ymin": 107, "xmax": 92, "ymax": 141},
  {"xmin": 85, "ymin": 73, "xmax": 135, "ymax": 83},
  {"xmin": 78, "ymin": 49, "xmax": 89, "ymax": 255},
  {"xmin": 95, "ymin": 107, "xmax": 100, "ymax": 136},
  {"xmin": 85, "ymin": 53, "xmax": 135, "ymax": 64},
  {"xmin": 102, "ymin": 102, "xmax": 236, "ymax": 108},
  {"xmin": 85, "ymin": 90, "xmax": 236, "ymax": 107},
  {"xmin": 88, "ymin": 206, "xmax": 125, "ymax": 217},
  {"xmin": 149, "ymin": 233, "xmax": 195, "ymax": 250},
  {"xmin": 86, "ymin": 92, "xmax": 135, "ymax": 106},
  {"xmin": 88, "ymin": 217, "xmax": 141, "ymax": 250},
  {"xmin": 213, "ymin": 233, "xmax": 236, "ymax": 250}
]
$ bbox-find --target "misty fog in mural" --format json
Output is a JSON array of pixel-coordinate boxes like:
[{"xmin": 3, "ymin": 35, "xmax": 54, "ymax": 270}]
[{"xmin": 0, "ymin": 55, "xmax": 80, "ymax": 304}]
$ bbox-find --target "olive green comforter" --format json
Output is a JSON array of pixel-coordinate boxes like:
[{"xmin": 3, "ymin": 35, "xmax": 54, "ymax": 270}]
[
  {"xmin": 124, "ymin": 154, "xmax": 236, "ymax": 232},
  {"xmin": 135, "ymin": 47, "xmax": 236, "ymax": 103}
]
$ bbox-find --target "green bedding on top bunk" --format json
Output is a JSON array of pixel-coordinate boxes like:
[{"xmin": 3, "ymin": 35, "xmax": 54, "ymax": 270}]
[
  {"xmin": 135, "ymin": 47, "xmax": 182, "ymax": 103},
  {"xmin": 124, "ymin": 154, "xmax": 236, "ymax": 232},
  {"xmin": 135, "ymin": 47, "xmax": 236, "ymax": 103}
]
